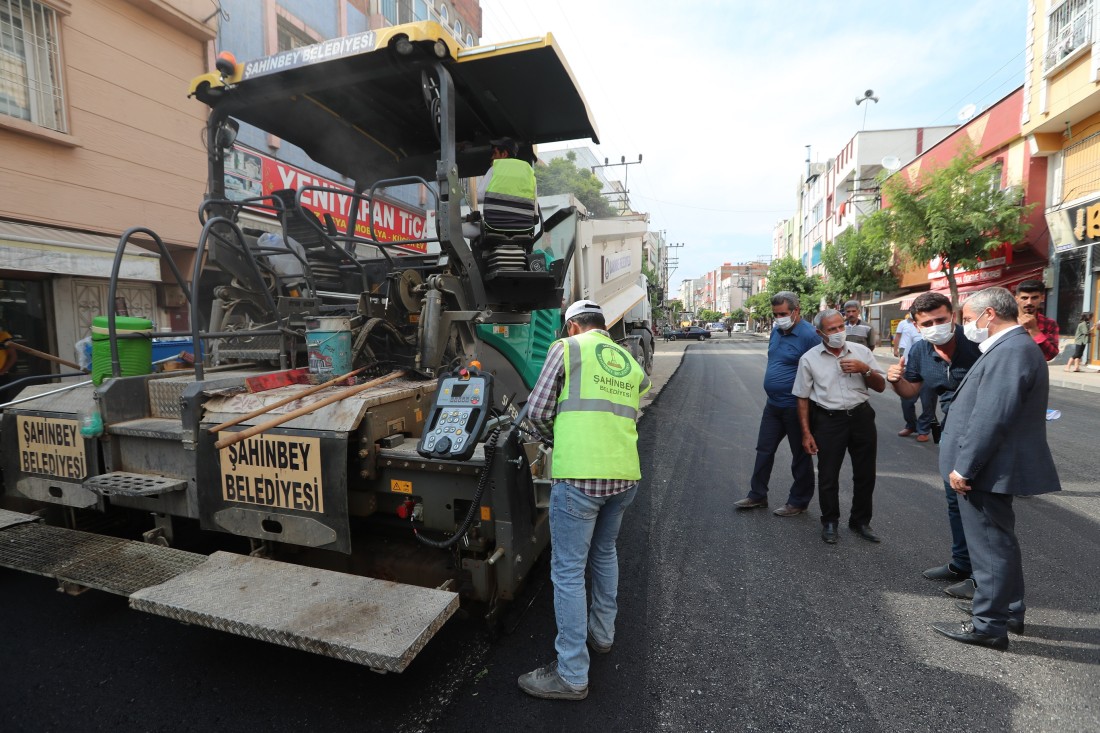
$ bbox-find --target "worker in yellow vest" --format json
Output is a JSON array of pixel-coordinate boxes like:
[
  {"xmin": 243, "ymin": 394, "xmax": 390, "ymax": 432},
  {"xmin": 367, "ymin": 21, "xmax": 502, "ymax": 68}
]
[
  {"xmin": 518, "ymin": 299, "xmax": 651, "ymax": 700},
  {"xmin": 464, "ymin": 138, "xmax": 539, "ymax": 239}
]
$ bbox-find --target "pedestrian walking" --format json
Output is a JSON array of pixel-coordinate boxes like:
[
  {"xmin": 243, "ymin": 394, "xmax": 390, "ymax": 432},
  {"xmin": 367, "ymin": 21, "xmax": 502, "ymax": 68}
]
[
  {"xmin": 518, "ymin": 299, "xmax": 651, "ymax": 700},
  {"xmin": 1066, "ymin": 312, "xmax": 1094, "ymax": 372},
  {"xmin": 842, "ymin": 300, "xmax": 878, "ymax": 349},
  {"xmin": 734, "ymin": 291, "xmax": 820, "ymax": 516},
  {"xmin": 793, "ymin": 309, "xmax": 887, "ymax": 544},
  {"xmin": 886, "ymin": 292, "xmax": 983, "ymax": 598},
  {"xmin": 932, "ymin": 287, "xmax": 1061, "ymax": 649}
]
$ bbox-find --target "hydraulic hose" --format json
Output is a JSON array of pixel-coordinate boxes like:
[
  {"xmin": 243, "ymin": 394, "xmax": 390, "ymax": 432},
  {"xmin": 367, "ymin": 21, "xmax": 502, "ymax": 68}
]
[{"xmin": 413, "ymin": 424, "xmax": 502, "ymax": 549}]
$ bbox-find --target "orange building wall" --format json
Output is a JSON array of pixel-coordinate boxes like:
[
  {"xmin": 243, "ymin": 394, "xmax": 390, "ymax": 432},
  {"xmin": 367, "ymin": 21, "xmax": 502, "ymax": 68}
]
[{"xmin": 0, "ymin": 0, "xmax": 215, "ymax": 248}]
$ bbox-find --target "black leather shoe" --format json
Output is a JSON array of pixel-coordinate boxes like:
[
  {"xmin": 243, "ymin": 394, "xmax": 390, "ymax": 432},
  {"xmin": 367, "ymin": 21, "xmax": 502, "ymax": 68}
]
[
  {"xmin": 821, "ymin": 522, "xmax": 838, "ymax": 544},
  {"xmin": 954, "ymin": 600, "xmax": 1025, "ymax": 635},
  {"xmin": 931, "ymin": 621, "xmax": 1009, "ymax": 650},
  {"xmin": 945, "ymin": 578, "xmax": 976, "ymax": 599},
  {"xmin": 849, "ymin": 524, "xmax": 881, "ymax": 543},
  {"xmin": 923, "ymin": 563, "xmax": 970, "ymax": 582}
]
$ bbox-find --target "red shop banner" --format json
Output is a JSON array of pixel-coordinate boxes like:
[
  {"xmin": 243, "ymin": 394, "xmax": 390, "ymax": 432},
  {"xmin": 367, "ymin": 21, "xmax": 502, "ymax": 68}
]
[{"xmin": 225, "ymin": 145, "xmax": 428, "ymax": 254}]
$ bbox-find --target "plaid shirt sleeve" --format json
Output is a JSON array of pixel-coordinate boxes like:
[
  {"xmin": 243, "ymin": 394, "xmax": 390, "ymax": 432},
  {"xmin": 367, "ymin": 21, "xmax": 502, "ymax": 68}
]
[
  {"xmin": 526, "ymin": 340, "xmax": 564, "ymax": 440},
  {"xmin": 1034, "ymin": 313, "xmax": 1060, "ymax": 362}
]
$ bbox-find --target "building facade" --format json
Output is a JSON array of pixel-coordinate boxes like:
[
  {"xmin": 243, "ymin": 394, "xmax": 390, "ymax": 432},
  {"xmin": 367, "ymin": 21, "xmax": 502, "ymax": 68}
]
[
  {"xmin": 1022, "ymin": 0, "xmax": 1100, "ymax": 365},
  {"xmin": 798, "ymin": 127, "xmax": 954, "ymax": 276},
  {"xmin": 0, "ymin": 0, "xmax": 216, "ymax": 388}
]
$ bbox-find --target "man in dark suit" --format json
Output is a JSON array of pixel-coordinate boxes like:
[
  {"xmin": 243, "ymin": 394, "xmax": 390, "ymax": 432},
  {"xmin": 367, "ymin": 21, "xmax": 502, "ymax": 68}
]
[{"xmin": 932, "ymin": 287, "xmax": 1061, "ymax": 650}]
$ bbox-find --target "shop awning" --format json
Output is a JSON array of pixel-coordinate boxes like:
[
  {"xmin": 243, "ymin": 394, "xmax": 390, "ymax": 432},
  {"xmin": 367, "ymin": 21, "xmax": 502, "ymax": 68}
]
[
  {"xmin": 0, "ymin": 221, "xmax": 161, "ymax": 282},
  {"xmin": 897, "ymin": 268, "xmax": 1045, "ymax": 310},
  {"xmin": 866, "ymin": 294, "xmax": 914, "ymax": 309}
]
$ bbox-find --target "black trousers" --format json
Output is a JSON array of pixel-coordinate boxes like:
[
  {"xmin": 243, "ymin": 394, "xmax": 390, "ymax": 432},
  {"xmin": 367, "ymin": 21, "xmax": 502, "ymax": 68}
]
[{"xmin": 811, "ymin": 402, "xmax": 877, "ymax": 526}]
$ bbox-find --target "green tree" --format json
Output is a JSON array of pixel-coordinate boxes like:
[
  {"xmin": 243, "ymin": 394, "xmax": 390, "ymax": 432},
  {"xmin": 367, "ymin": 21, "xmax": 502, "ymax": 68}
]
[
  {"xmin": 641, "ymin": 260, "xmax": 662, "ymax": 311},
  {"xmin": 666, "ymin": 299, "xmax": 683, "ymax": 324},
  {"xmin": 880, "ymin": 147, "xmax": 1033, "ymax": 310},
  {"xmin": 766, "ymin": 255, "xmax": 821, "ymax": 312},
  {"xmin": 730, "ymin": 307, "xmax": 747, "ymax": 323},
  {"xmin": 819, "ymin": 212, "xmax": 898, "ymax": 304},
  {"xmin": 534, "ymin": 152, "xmax": 615, "ymax": 217},
  {"xmin": 745, "ymin": 292, "xmax": 773, "ymax": 323},
  {"xmin": 698, "ymin": 309, "xmax": 723, "ymax": 324}
]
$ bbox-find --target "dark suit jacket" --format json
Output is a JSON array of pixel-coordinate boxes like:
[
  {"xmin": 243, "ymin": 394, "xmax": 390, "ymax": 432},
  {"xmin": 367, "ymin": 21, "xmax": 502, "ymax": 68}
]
[{"xmin": 939, "ymin": 327, "xmax": 1061, "ymax": 496}]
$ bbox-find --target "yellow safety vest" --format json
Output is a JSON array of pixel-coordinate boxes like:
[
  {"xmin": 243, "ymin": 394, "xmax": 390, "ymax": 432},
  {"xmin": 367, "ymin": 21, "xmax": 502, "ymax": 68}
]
[
  {"xmin": 552, "ymin": 330, "xmax": 650, "ymax": 480},
  {"xmin": 483, "ymin": 158, "xmax": 537, "ymax": 232}
]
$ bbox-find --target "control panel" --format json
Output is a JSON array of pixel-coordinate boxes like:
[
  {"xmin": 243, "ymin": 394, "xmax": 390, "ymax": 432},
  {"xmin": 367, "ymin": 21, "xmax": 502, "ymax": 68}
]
[{"xmin": 416, "ymin": 366, "xmax": 493, "ymax": 461}]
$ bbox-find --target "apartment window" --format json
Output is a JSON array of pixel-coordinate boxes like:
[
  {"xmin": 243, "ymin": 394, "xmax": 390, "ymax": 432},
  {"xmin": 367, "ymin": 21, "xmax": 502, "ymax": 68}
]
[
  {"xmin": 439, "ymin": 3, "xmax": 448, "ymax": 23},
  {"xmin": 276, "ymin": 16, "xmax": 314, "ymax": 52},
  {"xmin": 380, "ymin": 0, "xmax": 397, "ymax": 25},
  {"xmin": 0, "ymin": 0, "xmax": 66, "ymax": 132},
  {"xmin": 454, "ymin": 19, "xmax": 462, "ymax": 37},
  {"xmin": 466, "ymin": 32, "xmax": 474, "ymax": 46},
  {"xmin": 1045, "ymin": 0, "xmax": 1093, "ymax": 71},
  {"xmin": 414, "ymin": 0, "xmax": 428, "ymax": 21}
]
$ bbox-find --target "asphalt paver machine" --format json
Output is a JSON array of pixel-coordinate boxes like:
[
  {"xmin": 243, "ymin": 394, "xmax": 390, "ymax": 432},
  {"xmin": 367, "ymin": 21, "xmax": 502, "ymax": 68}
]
[{"xmin": 0, "ymin": 22, "xmax": 600, "ymax": 671}]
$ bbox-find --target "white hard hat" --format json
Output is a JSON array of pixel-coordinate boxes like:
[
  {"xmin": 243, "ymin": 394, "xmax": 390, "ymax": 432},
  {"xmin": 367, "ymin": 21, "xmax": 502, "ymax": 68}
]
[{"xmin": 564, "ymin": 299, "xmax": 603, "ymax": 322}]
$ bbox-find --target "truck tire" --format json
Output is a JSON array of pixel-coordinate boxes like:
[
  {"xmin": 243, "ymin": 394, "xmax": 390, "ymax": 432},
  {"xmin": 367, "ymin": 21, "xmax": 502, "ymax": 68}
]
[{"xmin": 643, "ymin": 343, "xmax": 653, "ymax": 374}]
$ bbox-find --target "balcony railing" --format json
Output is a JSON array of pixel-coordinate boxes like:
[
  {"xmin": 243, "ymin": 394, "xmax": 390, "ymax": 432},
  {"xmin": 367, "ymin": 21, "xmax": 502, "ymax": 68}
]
[{"xmin": 1045, "ymin": 0, "xmax": 1094, "ymax": 71}]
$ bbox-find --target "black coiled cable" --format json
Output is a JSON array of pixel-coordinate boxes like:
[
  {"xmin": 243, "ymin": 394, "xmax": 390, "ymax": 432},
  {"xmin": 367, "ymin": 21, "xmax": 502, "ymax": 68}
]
[{"xmin": 413, "ymin": 425, "xmax": 503, "ymax": 548}]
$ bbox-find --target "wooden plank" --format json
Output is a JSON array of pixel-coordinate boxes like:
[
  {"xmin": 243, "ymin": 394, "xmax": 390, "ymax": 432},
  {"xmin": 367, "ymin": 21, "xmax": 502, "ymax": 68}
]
[{"xmin": 66, "ymin": 69, "xmax": 208, "ymax": 146}]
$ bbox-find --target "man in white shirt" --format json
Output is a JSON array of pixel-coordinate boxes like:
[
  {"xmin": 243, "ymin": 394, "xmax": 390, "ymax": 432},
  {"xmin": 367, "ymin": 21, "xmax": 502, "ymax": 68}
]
[{"xmin": 793, "ymin": 309, "xmax": 887, "ymax": 544}]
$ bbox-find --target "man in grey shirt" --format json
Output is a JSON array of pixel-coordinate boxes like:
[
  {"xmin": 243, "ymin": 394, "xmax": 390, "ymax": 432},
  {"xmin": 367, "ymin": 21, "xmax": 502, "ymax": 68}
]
[{"xmin": 843, "ymin": 300, "xmax": 878, "ymax": 349}]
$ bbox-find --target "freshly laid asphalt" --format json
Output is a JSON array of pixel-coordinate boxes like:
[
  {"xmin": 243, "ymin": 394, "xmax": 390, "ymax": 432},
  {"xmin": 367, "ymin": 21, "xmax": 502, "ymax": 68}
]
[{"xmin": 2, "ymin": 334, "xmax": 1097, "ymax": 732}]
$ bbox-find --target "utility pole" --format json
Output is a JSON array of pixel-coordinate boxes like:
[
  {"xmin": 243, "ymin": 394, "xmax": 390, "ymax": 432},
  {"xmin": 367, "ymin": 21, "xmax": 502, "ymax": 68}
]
[
  {"xmin": 593, "ymin": 154, "xmax": 643, "ymax": 213},
  {"xmin": 663, "ymin": 242, "xmax": 684, "ymax": 315}
]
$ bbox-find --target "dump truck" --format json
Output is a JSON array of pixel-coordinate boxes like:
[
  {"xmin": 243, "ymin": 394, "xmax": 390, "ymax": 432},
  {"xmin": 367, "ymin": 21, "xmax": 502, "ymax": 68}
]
[{"xmin": 0, "ymin": 22, "xmax": 647, "ymax": 673}]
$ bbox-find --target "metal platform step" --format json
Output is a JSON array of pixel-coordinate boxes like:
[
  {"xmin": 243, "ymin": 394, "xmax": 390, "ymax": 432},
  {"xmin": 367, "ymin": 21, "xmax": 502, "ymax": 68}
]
[
  {"xmin": 130, "ymin": 551, "xmax": 459, "ymax": 672},
  {"xmin": 0, "ymin": 515, "xmax": 206, "ymax": 595},
  {"xmin": 0, "ymin": 516, "xmax": 460, "ymax": 672},
  {"xmin": 108, "ymin": 417, "xmax": 188, "ymax": 440},
  {"xmin": 84, "ymin": 472, "xmax": 188, "ymax": 497}
]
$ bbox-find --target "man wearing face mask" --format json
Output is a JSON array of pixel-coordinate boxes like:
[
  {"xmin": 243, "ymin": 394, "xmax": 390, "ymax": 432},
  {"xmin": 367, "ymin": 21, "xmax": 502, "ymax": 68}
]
[
  {"xmin": 931, "ymin": 287, "xmax": 1060, "ymax": 650},
  {"xmin": 734, "ymin": 291, "xmax": 820, "ymax": 515},
  {"xmin": 886, "ymin": 292, "xmax": 982, "ymax": 598},
  {"xmin": 793, "ymin": 309, "xmax": 887, "ymax": 543}
]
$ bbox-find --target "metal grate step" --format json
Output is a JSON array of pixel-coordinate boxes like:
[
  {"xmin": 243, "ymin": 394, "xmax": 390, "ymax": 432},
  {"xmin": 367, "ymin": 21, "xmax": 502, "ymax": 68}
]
[
  {"xmin": 130, "ymin": 551, "xmax": 459, "ymax": 672},
  {"xmin": 0, "ymin": 521, "xmax": 206, "ymax": 596},
  {"xmin": 84, "ymin": 472, "xmax": 188, "ymax": 497}
]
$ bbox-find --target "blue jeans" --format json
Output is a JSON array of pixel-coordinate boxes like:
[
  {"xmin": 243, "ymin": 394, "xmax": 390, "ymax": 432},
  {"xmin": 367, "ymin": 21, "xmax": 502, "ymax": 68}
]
[
  {"xmin": 902, "ymin": 382, "xmax": 938, "ymax": 434},
  {"xmin": 550, "ymin": 481, "xmax": 637, "ymax": 688},
  {"xmin": 944, "ymin": 480, "xmax": 972, "ymax": 574},
  {"xmin": 748, "ymin": 403, "xmax": 815, "ymax": 507}
]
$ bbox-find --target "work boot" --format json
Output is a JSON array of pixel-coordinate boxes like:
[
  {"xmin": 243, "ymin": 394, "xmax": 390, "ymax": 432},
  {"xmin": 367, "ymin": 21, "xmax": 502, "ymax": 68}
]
[{"xmin": 518, "ymin": 662, "xmax": 588, "ymax": 700}]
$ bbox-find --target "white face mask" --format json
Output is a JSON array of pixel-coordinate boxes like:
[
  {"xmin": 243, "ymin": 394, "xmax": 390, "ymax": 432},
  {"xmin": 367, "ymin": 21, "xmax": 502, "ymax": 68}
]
[
  {"xmin": 963, "ymin": 312, "xmax": 990, "ymax": 344},
  {"xmin": 920, "ymin": 323, "xmax": 955, "ymax": 345},
  {"xmin": 824, "ymin": 331, "xmax": 847, "ymax": 349},
  {"xmin": 774, "ymin": 316, "xmax": 793, "ymax": 330}
]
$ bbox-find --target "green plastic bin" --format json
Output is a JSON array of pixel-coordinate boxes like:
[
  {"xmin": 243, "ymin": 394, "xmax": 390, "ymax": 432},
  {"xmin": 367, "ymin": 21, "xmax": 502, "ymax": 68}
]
[{"xmin": 90, "ymin": 315, "xmax": 153, "ymax": 385}]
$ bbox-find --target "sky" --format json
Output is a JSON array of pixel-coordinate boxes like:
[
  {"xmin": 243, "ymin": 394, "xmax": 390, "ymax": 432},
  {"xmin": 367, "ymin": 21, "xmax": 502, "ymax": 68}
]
[{"xmin": 479, "ymin": 0, "xmax": 1027, "ymax": 285}]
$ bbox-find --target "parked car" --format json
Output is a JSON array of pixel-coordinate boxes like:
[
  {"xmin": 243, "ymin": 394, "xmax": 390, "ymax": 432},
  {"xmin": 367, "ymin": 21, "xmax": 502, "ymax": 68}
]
[
  {"xmin": 707, "ymin": 323, "xmax": 726, "ymax": 333},
  {"xmin": 732, "ymin": 322, "xmax": 747, "ymax": 333},
  {"xmin": 669, "ymin": 326, "xmax": 712, "ymax": 341}
]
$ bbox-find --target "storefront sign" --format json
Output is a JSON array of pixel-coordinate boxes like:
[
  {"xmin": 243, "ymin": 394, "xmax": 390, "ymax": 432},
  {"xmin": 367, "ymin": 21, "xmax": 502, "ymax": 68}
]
[
  {"xmin": 1046, "ymin": 195, "xmax": 1100, "ymax": 253},
  {"xmin": 225, "ymin": 145, "xmax": 428, "ymax": 254}
]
